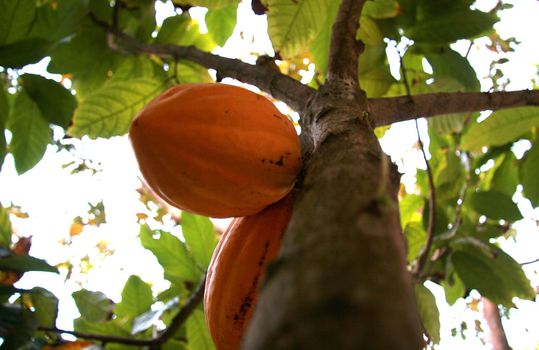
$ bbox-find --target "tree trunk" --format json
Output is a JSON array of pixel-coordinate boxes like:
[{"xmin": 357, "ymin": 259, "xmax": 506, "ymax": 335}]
[{"xmin": 243, "ymin": 86, "xmax": 424, "ymax": 349}]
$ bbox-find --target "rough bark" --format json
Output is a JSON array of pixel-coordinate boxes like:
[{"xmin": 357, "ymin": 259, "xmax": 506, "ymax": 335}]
[
  {"xmin": 482, "ymin": 297, "xmax": 512, "ymax": 350},
  {"xmin": 243, "ymin": 1, "xmax": 423, "ymax": 348},
  {"xmin": 243, "ymin": 89, "xmax": 424, "ymax": 350}
]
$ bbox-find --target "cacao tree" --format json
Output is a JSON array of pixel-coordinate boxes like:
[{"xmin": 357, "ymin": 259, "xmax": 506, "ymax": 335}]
[{"xmin": 1, "ymin": 0, "xmax": 538, "ymax": 349}]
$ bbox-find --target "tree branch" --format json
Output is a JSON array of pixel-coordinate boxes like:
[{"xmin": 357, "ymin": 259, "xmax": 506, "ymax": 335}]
[
  {"xmin": 482, "ymin": 297, "xmax": 512, "ymax": 350},
  {"xmin": 521, "ymin": 257, "xmax": 539, "ymax": 265},
  {"xmin": 38, "ymin": 276, "xmax": 205, "ymax": 348},
  {"xmin": 326, "ymin": 0, "xmax": 366, "ymax": 93},
  {"xmin": 89, "ymin": 13, "xmax": 315, "ymax": 114},
  {"xmin": 37, "ymin": 327, "xmax": 156, "ymax": 347},
  {"xmin": 370, "ymin": 90, "xmax": 539, "ymax": 126}
]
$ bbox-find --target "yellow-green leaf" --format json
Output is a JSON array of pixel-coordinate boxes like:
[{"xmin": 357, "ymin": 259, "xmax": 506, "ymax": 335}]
[
  {"xmin": 70, "ymin": 78, "xmax": 166, "ymax": 139},
  {"xmin": 267, "ymin": 0, "xmax": 331, "ymax": 58},
  {"xmin": 460, "ymin": 107, "xmax": 539, "ymax": 151}
]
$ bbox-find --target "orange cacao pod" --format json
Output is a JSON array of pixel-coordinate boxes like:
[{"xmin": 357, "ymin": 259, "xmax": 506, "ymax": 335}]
[
  {"xmin": 204, "ymin": 193, "xmax": 294, "ymax": 350},
  {"xmin": 129, "ymin": 83, "xmax": 301, "ymax": 218}
]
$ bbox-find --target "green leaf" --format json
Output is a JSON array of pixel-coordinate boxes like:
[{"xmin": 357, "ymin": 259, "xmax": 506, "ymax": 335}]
[
  {"xmin": 29, "ymin": 287, "xmax": 58, "ymax": 328},
  {"xmin": 0, "ymin": 87, "xmax": 8, "ymax": 171},
  {"xmin": 115, "ymin": 275, "xmax": 153, "ymax": 318},
  {"xmin": 74, "ymin": 317, "xmax": 131, "ymax": 339},
  {"xmin": 0, "ymin": 306, "xmax": 38, "ymax": 350},
  {"xmin": 181, "ymin": 213, "xmax": 218, "ymax": 270},
  {"xmin": 489, "ymin": 152, "xmax": 518, "ymax": 197},
  {"xmin": 431, "ymin": 152, "xmax": 464, "ymax": 201},
  {"xmin": 72, "ymin": 289, "xmax": 114, "ymax": 323},
  {"xmin": 309, "ymin": 0, "xmax": 340, "ymax": 77},
  {"xmin": 70, "ymin": 78, "xmax": 165, "ymax": 139},
  {"xmin": 29, "ymin": 0, "xmax": 86, "ymax": 41},
  {"xmin": 357, "ymin": 16, "xmax": 383, "ymax": 46},
  {"xmin": 406, "ymin": 10, "xmax": 497, "ymax": 43},
  {"xmin": 8, "ymin": 91, "xmax": 52, "ymax": 174},
  {"xmin": 48, "ymin": 23, "xmax": 125, "ymax": 96},
  {"xmin": 125, "ymin": 0, "xmax": 156, "ymax": 42},
  {"xmin": 0, "ymin": 205, "xmax": 12, "ymax": 248},
  {"xmin": 399, "ymin": 194, "xmax": 423, "ymax": 228},
  {"xmin": 175, "ymin": 61, "xmax": 213, "ymax": 84},
  {"xmin": 186, "ymin": 309, "xmax": 215, "ymax": 350},
  {"xmin": 422, "ymin": 201, "xmax": 451, "ymax": 236},
  {"xmin": 441, "ymin": 273, "xmax": 465, "ymax": 305},
  {"xmin": 415, "ymin": 284, "xmax": 440, "ymax": 344},
  {"xmin": 0, "ymin": 86, "xmax": 8, "ymax": 128},
  {"xmin": 112, "ymin": 56, "xmax": 156, "ymax": 82},
  {"xmin": 139, "ymin": 225, "xmax": 202, "ymax": 285},
  {"xmin": 155, "ymin": 15, "xmax": 216, "ymax": 52},
  {"xmin": 428, "ymin": 112, "xmax": 470, "ymax": 135},
  {"xmin": 0, "ymin": 0, "xmax": 36, "ymax": 45},
  {"xmin": 267, "ymin": 0, "xmax": 331, "ymax": 58},
  {"xmin": 0, "ymin": 38, "xmax": 52, "ymax": 68},
  {"xmin": 452, "ymin": 241, "xmax": 535, "ymax": 306},
  {"xmin": 363, "ymin": 0, "xmax": 400, "ymax": 19},
  {"xmin": 404, "ymin": 221, "xmax": 426, "ymax": 262},
  {"xmin": 174, "ymin": 0, "xmax": 237, "ymax": 8},
  {"xmin": 163, "ymin": 340, "xmax": 188, "ymax": 350},
  {"xmin": 359, "ymin": 66, "xmax": 395, "ymax": 97},
  {"xmin": 460, "ymin": 107, "xmax": 539, "ymax": 151},
  {"xmin": 358, "ymin": 44, "xmax": 386, "ymax": 74},
  {"xmin": 425, "ymin": 48, "xmax": 480, "ymax": 92},
  {"xmin": 520, "ymin": 142, "xmax": 539, "ymax": 207},
  {"xmin": 21, "ymin": 74, "xmax": 77, "ymax": 128},
  {"xmin": 0, "ymin": 255, "xmax": 58, "ymax": 274},
  {"xmin": 0, "ymin": 129, "xmax": 5, "ymax": 173},
  {"xmin": 155, "ymin": 14, "xmax": 190, "ymax": 45},
  {"xmin": 468, "ymin": 190, "xmax": 522, "ymax": 221},
  {"xmin": 206, "ymin": 4, "xmax": 237, "ymax": 47}
]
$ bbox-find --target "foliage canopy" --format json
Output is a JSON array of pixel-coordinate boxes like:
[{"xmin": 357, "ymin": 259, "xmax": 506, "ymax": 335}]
[{"xmin": 0, "ymin": 0, "xmax": 538, "ymax": 349}]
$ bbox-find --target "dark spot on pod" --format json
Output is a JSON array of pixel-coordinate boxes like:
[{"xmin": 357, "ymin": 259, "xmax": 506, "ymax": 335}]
[
  {"xmin": 275, "ymin": 156, "xmax": 284, "ymax": 166},
  {"xmin": 272, "ymin": 114, "xmax": 282, "ymax": 120},
  {"xmin": 132, "ymin": 119, "xmax": 139, "ymax": 127},
  {"xmin": 261, "ymin": 158, "xmax": 266, "ymax": 163},
  {"xmin": 258, "ymin": 241, "xmax": 270, "ymax": 266},
  {"xmin": 224, "ymin": 109, "xmax": 229, "ymax": 114}
]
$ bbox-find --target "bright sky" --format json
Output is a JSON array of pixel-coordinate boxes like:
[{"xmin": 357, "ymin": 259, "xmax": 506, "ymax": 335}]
[{"xmin": 1, "ymin": 0, "xmax": 538, "ymax": 348}]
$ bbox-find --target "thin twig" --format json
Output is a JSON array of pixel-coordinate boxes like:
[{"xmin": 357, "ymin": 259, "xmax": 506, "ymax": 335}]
[
  {"xmin": 521, "ymin": 257, "xmax": 539, "ymax": 266},
  {"xmin": 37, "ymin": 327, "xmax": 155, "ymax": 346},
  {"xmin": 38, "ymin": 276, "xmax": 206, "ymax": 347},
  {"xmin": 151, "ymin": 275, "xmax": 206, "ymax": 348},
  {"xmin": 412, "ymin": 118, "xmax": 437, "ymax": 278},
  {"xmin": 398, "ymin": 52, "xmax": 436, "ymax": 278},
  {"xmin": 88, "ymin": 13, "xmax": 314, "ymax": 114}
]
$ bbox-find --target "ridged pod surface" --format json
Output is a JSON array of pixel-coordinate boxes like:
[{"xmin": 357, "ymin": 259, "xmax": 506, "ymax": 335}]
[
  {"xmin": 204, "ymin": 193, "xmax": 294, "ymax": 350},
  {"xmin": 129, "ymin": 83, "xmax": 301, "ymax": 218}
]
